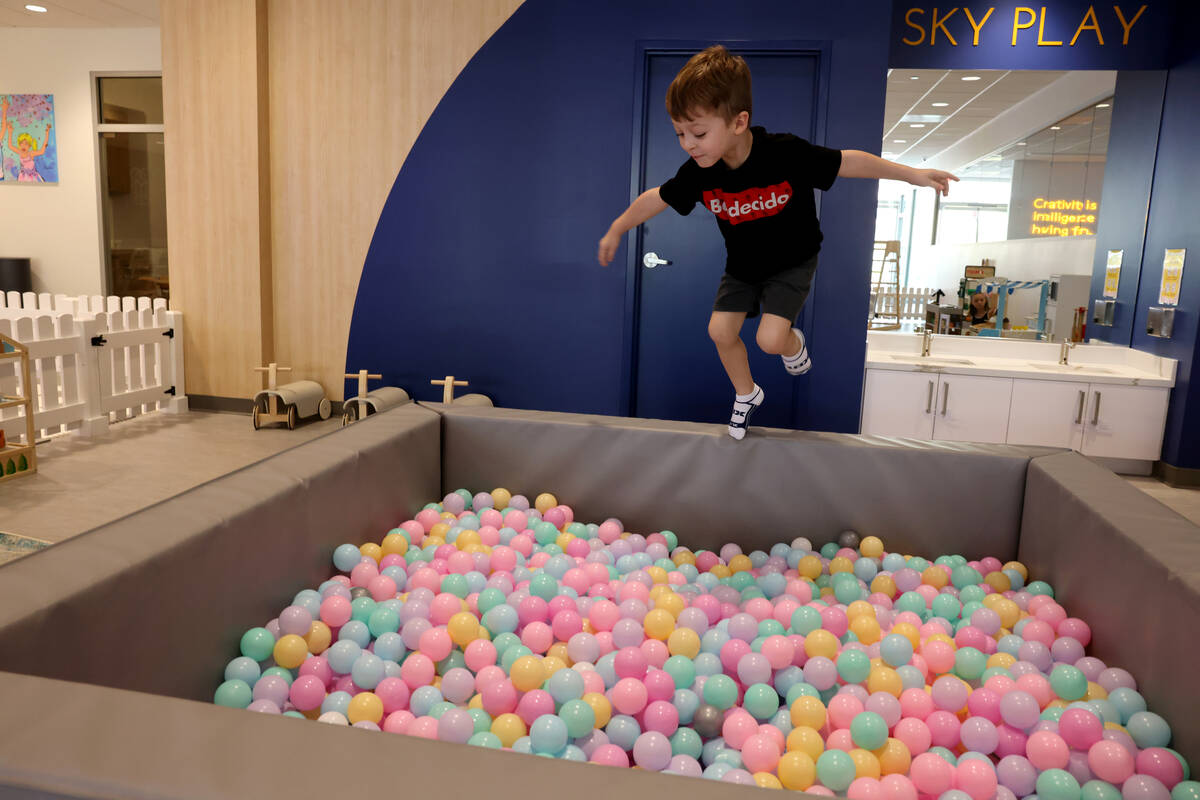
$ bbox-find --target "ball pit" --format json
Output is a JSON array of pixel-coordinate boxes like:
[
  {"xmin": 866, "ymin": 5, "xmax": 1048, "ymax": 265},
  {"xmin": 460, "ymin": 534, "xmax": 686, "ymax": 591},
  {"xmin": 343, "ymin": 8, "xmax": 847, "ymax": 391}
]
[{"xmin": 212, "ymin": 488, "xmax": 1195, "ymax": 796}]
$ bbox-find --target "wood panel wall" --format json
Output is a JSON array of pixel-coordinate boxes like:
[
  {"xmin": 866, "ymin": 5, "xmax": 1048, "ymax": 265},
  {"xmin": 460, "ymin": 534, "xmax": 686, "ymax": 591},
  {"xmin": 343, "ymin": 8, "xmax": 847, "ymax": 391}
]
[{"xmin": 162, "ymin": 0, "xmax": 523, "ymax": 401}]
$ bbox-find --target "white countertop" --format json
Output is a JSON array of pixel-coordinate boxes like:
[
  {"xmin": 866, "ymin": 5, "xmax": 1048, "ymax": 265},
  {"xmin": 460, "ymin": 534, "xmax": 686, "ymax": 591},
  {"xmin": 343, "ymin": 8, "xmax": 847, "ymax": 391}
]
[{"xmin": 865, "ymin": 331, "xmax": 1177, "ymax": 388}]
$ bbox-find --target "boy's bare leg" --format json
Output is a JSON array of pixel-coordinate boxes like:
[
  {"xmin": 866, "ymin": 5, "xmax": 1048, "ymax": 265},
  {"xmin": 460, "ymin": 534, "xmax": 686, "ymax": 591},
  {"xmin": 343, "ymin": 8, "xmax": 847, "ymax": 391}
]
[
  {"xmin": 708, "ymin": 311, "xmax": 753, "ymax": 394},
  {"xmin": 757, "ymin": 313, "xmax": 810, "ymax": 374}
]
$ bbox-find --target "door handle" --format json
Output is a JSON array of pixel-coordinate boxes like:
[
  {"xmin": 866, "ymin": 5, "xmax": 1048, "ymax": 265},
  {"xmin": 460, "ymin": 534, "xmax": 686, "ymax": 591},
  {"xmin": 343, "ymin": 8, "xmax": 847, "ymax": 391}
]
[
  {"xmin": 925, "ymin": 380, "xmax": 934, "ymax": 413},
  {"xmin": 642, "ymin": 252, "xmax": 672, "ymax": 269},
  {"xmin": 1075, "ymin": 390, "xmax": 1085, "ymax": 424},
  {"xmin": 1092, "ymin": 391, "xmax": 1101, "ymax": 425},
  {"xmin": 940, "ymin": 383, "xmax": 949, "ymax": 416}
]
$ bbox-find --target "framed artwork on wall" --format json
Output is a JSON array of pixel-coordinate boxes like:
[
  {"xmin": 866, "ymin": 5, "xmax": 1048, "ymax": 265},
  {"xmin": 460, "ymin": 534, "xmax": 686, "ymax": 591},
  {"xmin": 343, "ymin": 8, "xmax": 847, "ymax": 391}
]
[{"xmin": 0, "ymin": 94, "xmax": 57, "ymax": 184}]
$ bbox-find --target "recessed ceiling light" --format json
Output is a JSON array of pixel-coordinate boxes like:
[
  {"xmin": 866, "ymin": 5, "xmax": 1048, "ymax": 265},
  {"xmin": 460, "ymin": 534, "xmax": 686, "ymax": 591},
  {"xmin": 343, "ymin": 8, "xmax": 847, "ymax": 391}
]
[
  {"xmin": 931, "ymin": 102, "xmax": 949, "ymax": 107},
  {"xmin": 1096, "ymin": 103, "xmax": 1110, "ymax": 108},
  {"xmin": 1050, "ymin": 125, "xmax": 1061, "ymax": 130},
  {"xmin": 910, "ymin": 76, "xmax": 920, "ymax": 80},
  {"xmin": 909, "ymin": 123, "xmax": 926, "ymax": 128},
  {"xmin": 1017, "ymin": 142, "xmax": 1027, "ymax": 146},
  {"xmin": 893, "ymin": 139, "xmax": 907, "ymax": 143},
  {"xmin": 961, "ymin": 75, "xmax": 981, "ymax": 81},
  {"xmin": 25, "ymin": 4, "xmax": 47, "ymax": 11}
]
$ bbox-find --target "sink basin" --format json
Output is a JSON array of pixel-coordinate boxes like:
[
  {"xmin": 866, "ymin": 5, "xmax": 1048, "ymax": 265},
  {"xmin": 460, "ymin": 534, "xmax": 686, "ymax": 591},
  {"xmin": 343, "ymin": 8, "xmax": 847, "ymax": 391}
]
[
  {"xmin": 889, "ymin": 355, "xmax": 975, "ymax": 366},
  {"xmin": 1027, "ymin": 363, "xmax": 1113, "ymax": 374}
]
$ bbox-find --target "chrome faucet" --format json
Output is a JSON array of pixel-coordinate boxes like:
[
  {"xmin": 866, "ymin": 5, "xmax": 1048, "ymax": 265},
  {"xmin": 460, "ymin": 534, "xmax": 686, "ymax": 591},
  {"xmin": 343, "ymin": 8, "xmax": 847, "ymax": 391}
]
[
  {"xmin": 1059, "ymin": 339, "xmax": 1076, "ymax": 365},
  {"xmin": 917, "ymin": 327, "xmax": 932, "ymax": 357}
]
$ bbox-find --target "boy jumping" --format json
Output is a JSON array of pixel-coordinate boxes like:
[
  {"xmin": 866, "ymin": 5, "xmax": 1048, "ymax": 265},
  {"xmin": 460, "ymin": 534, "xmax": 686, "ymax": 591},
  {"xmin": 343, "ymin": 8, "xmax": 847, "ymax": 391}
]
[{"xmin": 598, "ymin": 45, "xmax": 956, "ymax": 439}]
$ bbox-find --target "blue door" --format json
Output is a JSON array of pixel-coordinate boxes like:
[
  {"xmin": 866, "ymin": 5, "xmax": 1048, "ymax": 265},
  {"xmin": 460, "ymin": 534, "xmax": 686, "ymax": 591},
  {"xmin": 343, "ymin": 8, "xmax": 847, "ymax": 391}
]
[{"xmin": 630, "ymin": 47, "xmax": 826, "ymax": 428}]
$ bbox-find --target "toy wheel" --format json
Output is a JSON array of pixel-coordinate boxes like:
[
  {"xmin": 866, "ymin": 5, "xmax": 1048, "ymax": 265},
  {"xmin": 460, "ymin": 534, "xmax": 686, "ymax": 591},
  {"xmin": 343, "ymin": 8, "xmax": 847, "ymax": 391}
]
[
  {"xmin": 319, "ymin": 397, "xmax": 332, "ymax": 420},
  {"xmin": 252, "ymin": 404, "xmax": 261, "ymax": 430},
  {"xmin": 342, "ymin": 405, "xmax": 359, "ymax": 427},
  {"xmin": 287, "ymin": 404, "xmax": 298, "ymax": 430}
]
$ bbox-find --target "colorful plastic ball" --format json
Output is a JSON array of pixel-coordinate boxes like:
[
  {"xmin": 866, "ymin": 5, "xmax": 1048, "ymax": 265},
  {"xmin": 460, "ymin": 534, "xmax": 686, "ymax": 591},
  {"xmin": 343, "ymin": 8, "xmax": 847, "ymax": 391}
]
[
  {"xmin": 850, "ymin": 711, "xmax": 889, "ymax": 751},
  {"xmin": 1038, "ymin": 768, "xmax": 1083, "ymax": 800},
  {"xmin": 957, "ymin": 759, "xmax": 999, "ymax": 800},
  {"xmin": 1126, "ymin": 712, "xmax": 1172, "ymax": 749},
  {"xmin": 778, "ymin": 751, "xmax": 818, "ymax": 790},
  {"xmin": 346, "ymin": 692, "xmax": 384, "ymax": 725},
  {"xmin": 818, "ymin": 749, "xmax": 858, "ymax": 792},
  {"xmin": 559, "ymin": 698, "xmax": 596, "ymax": 738},
  {"xmin": 911, "ymin": 752, "xmax": 955, "ymax": 796},
  {"xmin": 743, "ymin": 683, "xmax": 780, "ymax": 721},
  {"xmin": 1172, "ymin": 782, "xmax": 1200, "ymax": 800},
  {"xmin": 529, "ymin": 714, "xmax": 568, "ymax": 754},
  {"xmin": 702, "ymin": 673, "xmax": 738, "ymax": 710},
  {"xmin": 489, "ymin": 712, "xmax": 526, "ymax": 747},
  {"xmin": 633, "ymin": 731, "xmax": 673, "ymax": 771},
  {"xmin": 239, "ymin": 627, "xmax": 275, "ymax": 662},
  {"xmin": 214, "ymin": 679, "xmax": 253, "ymax": 709},
  {"xmin": 1138, "ymin": 749, "xmax": 1186, "ymax": 790}
]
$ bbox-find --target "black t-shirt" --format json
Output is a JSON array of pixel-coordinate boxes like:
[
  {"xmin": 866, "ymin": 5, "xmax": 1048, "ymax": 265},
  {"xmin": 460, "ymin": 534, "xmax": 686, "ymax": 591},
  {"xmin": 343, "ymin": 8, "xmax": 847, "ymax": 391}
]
[{"xmin": 658, "ymin": 126, "xmax": 842, "ymax": 283}]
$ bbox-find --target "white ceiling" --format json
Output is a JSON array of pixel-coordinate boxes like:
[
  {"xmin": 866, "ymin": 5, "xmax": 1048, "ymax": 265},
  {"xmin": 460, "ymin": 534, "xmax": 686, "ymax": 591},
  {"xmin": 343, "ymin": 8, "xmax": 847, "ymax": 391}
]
[{"xmin": 0, "ymin": 0, "xmax": 157, "ymax": 27}]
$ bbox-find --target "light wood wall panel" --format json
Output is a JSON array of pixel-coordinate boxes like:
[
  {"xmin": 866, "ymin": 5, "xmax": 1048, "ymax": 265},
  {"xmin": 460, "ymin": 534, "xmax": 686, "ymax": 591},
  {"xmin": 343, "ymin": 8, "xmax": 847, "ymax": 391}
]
[
  {"xmin": 162, "ymin": 0, "xmax": 272, "ymax": 398},
  {"xmin": 268, "ymin": 0, "xmax": 523, "ymax": 399}
]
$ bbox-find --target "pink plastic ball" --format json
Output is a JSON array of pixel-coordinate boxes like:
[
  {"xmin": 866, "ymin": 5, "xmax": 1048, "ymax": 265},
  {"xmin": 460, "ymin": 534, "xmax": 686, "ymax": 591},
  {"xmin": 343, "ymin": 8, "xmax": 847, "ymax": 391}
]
[
  {"xmin": 288, "ymin": 675, "xmax": 326, "ymax": 711},
  {"xmin": 319, "ymin": 595, "xmax": 352, "ymax": 628},
  {"xmin": 880, "ymin": 774, "xmax": 918, "ymax": 800},
  {"xmin": 382, "ymin": 709, "xmax": 414, "ymax": 734},
  {"xmin": 590, "ymin": 743, "xmax": 630, "ymax": 767},
  {"xmin": 893, "ymin": 718, "xmax": 932, "ymax": 755},
  {"xmin": 911, "ymin": 752, "xmax": 955, "ymax": 796},
  {"xmin": 515, "ymin": 689, "xmax": 555, "ymax": 725},
  {"xmin": 829, "ymin": 693, "xmax": 866, "ymax": 730},
  {"xmin": 741, "ymin": 733, "xmax": 782, "ymax": 773},
  {"xmin": 479, "ymin": 678, "xmax": 518, "ymax": 715},
  {"xmin": 407, "ymin": 715, "xmax": 439, "ymax": 739},
  {"xmin": 1087, "ymin": 739, "xmax": 1135, "ymax": 784},
  {"xmin": 1135, "ymin": 748, "xmax": 1185, "ymax": 789},
  {"xmin": 899, "ymin": 688, "xmax": 935, "ymax": 720},
  {"xmin": 399, "ymin": 653, "xmax": 435, "ymax": 689},
  {"xmin": 643, "ymin": 700, "xmax": 680, "ymax": 736},
  {"xmin": 1058, "ymin": 707, "xmax": 1104, "ymax": 750},
  {"xmin": 374, "ymin": 676, "xmax": 411, "ymax": 713},
  {"xmin": 956, "ymin": 757, "xmax": 998, "ymax": 800},
  {"xmin": 722, "ymin": 709, "xmax": 759, "ymax": 749},
  {"xmin": 464, "ymin": 639, "xmax": 498, "ymax": 672},
  {"xmin": 849, "ymin": 777, "xmax": 884, "ymax": 800},
  {"xmin": 614, "ymin": 647, "xmax": 649, "ymax": 680},
  {"xmin": 417, "ymin": 626, "xmax": 452, "ymax": 662},
  {"xmin": 611, "ymin": 677, "xmax": 648, "ymax": 715},
  {"xmin": 927, "ymin": 710, "xmax": 962, "ymax": 748}
]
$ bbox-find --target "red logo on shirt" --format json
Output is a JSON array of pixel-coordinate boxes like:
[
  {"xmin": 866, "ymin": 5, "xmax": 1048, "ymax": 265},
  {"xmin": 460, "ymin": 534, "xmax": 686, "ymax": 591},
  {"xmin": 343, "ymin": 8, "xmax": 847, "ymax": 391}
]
[{"xmin": 703, "ymin": 182, "xmax": 792, "ymax": 225}]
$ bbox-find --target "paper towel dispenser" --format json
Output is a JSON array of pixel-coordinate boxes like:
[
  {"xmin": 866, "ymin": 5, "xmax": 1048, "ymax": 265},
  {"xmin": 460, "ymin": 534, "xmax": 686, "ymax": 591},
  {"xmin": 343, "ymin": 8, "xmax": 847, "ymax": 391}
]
[{"xmin": 1147, "ymin": 306, "xmax": 1175, "ymax": 338}]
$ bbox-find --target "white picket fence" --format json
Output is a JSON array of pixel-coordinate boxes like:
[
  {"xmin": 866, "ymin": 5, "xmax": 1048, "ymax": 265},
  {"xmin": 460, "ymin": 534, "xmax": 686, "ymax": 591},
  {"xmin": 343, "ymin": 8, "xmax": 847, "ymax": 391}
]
[
  {"xmin": 870, "ymin": 286, "xmax": 939, "ymax": 322},
  {"xmin": 0, "ymin": 292, "xmax": 187, "ymax": 445}
]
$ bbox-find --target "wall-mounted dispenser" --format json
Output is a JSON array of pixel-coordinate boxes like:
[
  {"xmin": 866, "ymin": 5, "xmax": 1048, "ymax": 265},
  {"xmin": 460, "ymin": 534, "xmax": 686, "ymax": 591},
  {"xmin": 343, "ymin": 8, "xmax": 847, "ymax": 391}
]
[
  {"xmin": 1092, "ymin": 299, "xmax": 1116, "ymax": 327},
  {"xmin": 1147, "ymin": 306, "xmax": 1176, "ymax": 338}
]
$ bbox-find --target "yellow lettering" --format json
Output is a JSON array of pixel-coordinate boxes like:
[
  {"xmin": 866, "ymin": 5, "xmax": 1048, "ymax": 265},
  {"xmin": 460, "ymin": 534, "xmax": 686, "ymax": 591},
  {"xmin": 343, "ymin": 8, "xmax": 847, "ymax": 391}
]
[
  {"xmin": 932, "ymin": 7, "xmax": 959, "ymax": 46},
  {"xmin": 1034, "ymin": 198, "xmax": 1046, "ymax": 208},
  {"xmin": 1114, "ymin": 4, "xmax": 1147, "ymax": 45},
  {"xmin": 1070, "ymin": 5, "xmax": 1105, "ymax": 46},
  {"xmin": 964, "ymin": 7, "xmax": 995, "ymax": 45},
  {"xmin": 1013, "ymin": 7, "xmax": 1037, "ymax": 45},
  {"xmin": 1038, "ymin": 6, "xmax": 1063, "ymax": 45},
  {"xmin": 903, "ymin": 7, "xmax": 927, "ymax": 45}
]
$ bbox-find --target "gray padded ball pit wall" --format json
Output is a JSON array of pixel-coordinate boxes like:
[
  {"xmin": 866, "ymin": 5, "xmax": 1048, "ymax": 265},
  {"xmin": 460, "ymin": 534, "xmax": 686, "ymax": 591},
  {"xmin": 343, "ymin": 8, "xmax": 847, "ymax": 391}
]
[{"xmin": 0, "ymin": 404, "xmax": 1197, "ymax": 797}]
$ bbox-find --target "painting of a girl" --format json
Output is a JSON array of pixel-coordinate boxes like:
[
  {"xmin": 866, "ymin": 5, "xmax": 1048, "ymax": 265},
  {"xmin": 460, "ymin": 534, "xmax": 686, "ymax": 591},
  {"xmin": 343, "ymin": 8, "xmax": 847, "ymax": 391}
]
[{"xmin": 1, "ymin": 94, "xmax": 57, "ymax": 184}]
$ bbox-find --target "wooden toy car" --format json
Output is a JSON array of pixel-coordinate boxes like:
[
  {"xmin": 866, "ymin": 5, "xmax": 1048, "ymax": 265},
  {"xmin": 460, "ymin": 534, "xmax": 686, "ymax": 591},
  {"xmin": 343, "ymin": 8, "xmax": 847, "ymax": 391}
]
[
  {"xmin": 431, "ymin": 375, "xmax": 493, "ymax": 407},
  {"xmin": 342, "ymin": 370, "xmax": 410, "ymax": 426},
  {"xmin": 251, "ymin": 363, "xmax": 331, "ymax": 430}
]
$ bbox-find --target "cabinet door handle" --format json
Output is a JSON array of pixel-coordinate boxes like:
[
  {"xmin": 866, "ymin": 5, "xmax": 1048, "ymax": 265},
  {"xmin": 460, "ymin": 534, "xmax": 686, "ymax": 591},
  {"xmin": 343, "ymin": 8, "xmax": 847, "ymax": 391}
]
[
  {"xmin": 1075, "ymin": 390, "xmax": 1085, "ymax": 424},
  {"xmin": 940, "ymin": 383, "xmax": 950, "ymax": 416},
  {"xmin": 1092, "ymin": 391, "xmax": 1102, "ymax": 425},
  {"xmin": 926, "ymin": 380, "xmax": 934, "ymax": 413}
]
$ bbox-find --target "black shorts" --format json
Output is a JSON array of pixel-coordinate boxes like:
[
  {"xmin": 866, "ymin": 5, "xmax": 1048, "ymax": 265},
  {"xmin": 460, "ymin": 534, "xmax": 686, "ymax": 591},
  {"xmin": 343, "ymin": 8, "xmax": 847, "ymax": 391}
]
[{"xmin": 712, "ymin": 255, "xmax": 818, "ymax": 323}]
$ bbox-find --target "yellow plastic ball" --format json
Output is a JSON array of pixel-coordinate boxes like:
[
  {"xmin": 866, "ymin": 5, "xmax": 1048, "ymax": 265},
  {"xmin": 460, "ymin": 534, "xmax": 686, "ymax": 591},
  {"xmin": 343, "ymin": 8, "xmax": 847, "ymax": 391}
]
[
  {"xmin": 425, "ymin": 537, "xmax": 445, "ymax": 549},
  {"xmin": 850, "ymin": 615, "xmax": 882, "ymax": 645},
  {"xmin": 1086, "ymin": 681, "xmax": 1109, "ymax": 700},
  {"xmin": 868, "ymin": 665, "xmax": 904, "ymax": 697},
  {"xmin": 892, "ymin": 622, "xmax": 921, "ymax": 650},
  {"xmin": 491, "ymin": 488, "xmax": 512, "ymax": 510},
  {"xmin": 429, "ymin": 522, "xmax": 451, "ymax": 541},
  {"xmin": 534, "ymin": 493, "xmax": 557, "ymax": 514},
  {"xmin": 1002, "ymin": 561, "xmax": 1029, "ymax": 581},
  {"xmin": 542, "ymin": 655, "xmax": 567, "ymax": 677},
  {"xmin": 804, "ymin": 629, "xmax": 839, "ymax": 660},
  {"xmin": 728, "ymin": 554, "xmax": 753, "ymax": 574},
  {"xmin": 303, "ymin": 621, "xmax": 332, "ymax": 655},
  {"xmin": 359, "ymin": 542, "xmax": 383, "ymax": 563},
  {"xmin": 987, "ymin": 652, "xmax": 1017, "ymax": 669},
  {"xmin": 790, "ymin": 696, "xmax": 827, "ymax": 730},
  {"xmin": 347, "ymin": 692, "xmax": 384, "ymax": 725},
  {"xmin": 468, "ymin": 693, "xmax": 483, "ymax": 709},
  {"xmin": 448, "ymin": 611, "xmax": 480, "ymax": 647},
  {"xmin": 655, "ymin": 591, "xmax": 685, "ymax": 618},
  {"xmin": 556, "ymin": 532, "xmax": 575, "ymax": 550},
  {"xmin": 643, "ymin": 609, "xmax": 675, "ymax": 641},
  {"xmin": 829, "ymin": 556, "xmax": 854, "ymax": 574},
  {"xmin": 875, "ymin": 738, "xmax": 912, "ymax": 775},
  {"xmin": 786, "ymin": 725, "xmax": 825, "ymax": 761},
  {"xmin": 754, "ymin": 772, "xmax": 783, "ymax": 789},
  {"xmin": 583, "ymin": 692, "xmax": 612, "ymax": 728},
  {"xmin": 850, "ymin": 748, "xmax": 882, "ymax": 779},
  {"xmin": 922, "ymin": 566, "xmax": 949, "ymax": 589},
  {"xmin": 463, "ymin": 543, "xmax": 487, "ymax": 555},
  {"xmin": 380, "ymin": 532, "xmax": 409, "ymax": 557},
  {"xmin": 777, "ymin": 751, "xmax": 817, "ymax": 791},
  {"xmin": 491, "ymin": 713, "xmax": 527, "ymax": 747},
  {"xmin": 646, "ymin": 566, "xmax": 669, "ymax": 585},
  {"xmin": 847, "ymin": 601, "xmax": 875, "ymax": 621},
  {"xmin": 924, "ymin": 633, "xmax": 955, "ymax": 648},
  {"xmin": 273, "ymin": 634, "xmax": 309, "ymax": 669},
  {"xmin": 798, "ymin": 555, "xmax": 823, "ymax": 580},
  {"xmin": 993, "ymin": 598, "xmax": 1021, "ymax": 629},
  {"xmin": 510, "ymin": 655, "xmax": 546, "ymax": 692},
  {"xmin": 984, "ymin": 571, "xmax": 1012, "ymax": 593},
  {"xmin": 870, "ymin": 574, "xmax": 897, "ymax": 598},
  {"xmin": 547, "ymin": 642, "xmax": 570, "ymax": 664},
  {"xmin": 710, "ymin": 564, "xmax": 732, "ymax": 579},
  {"xmin": 860, "ymin": 536, "xmax": 884, "ymax": 559},
  {"xmin": 667, "ymin": 627, "xmax": 701, "ymax": 659},
  {"xmin": 672, "ymin": 550, "xmax": 696, "ymax": 567},
  {"xmin": 439, "ymin": 511, "xmax": 457, "ymax": 521},
  {"xmin": 819, "ymin": 586, "xmax": 836, "ymax": 599}
]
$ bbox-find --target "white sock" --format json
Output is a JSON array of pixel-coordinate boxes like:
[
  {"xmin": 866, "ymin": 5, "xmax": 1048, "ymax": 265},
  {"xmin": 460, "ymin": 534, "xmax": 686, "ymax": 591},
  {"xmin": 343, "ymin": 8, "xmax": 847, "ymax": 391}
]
[{"xmin": 736, "ymin": 385, "xmax": 761, "ymax": 403}]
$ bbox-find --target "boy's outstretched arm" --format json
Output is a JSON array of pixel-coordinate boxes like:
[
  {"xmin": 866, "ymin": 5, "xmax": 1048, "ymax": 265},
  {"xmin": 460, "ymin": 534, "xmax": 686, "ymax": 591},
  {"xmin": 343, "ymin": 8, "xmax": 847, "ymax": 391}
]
[
  {"xmin": 598, "ymin": 187, "xmax": 670, "ymax": 266},
  {"xmin": 839, "ymin": 150, "xmax": 958, "ymax": 196}
]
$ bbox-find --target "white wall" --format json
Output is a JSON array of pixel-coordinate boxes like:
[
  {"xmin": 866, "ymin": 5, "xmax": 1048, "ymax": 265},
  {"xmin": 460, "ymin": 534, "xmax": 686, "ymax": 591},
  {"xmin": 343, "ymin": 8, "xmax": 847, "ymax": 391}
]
[{"xmin": 0, "ymin": 28, "xmax": 161, "ymax": 295}]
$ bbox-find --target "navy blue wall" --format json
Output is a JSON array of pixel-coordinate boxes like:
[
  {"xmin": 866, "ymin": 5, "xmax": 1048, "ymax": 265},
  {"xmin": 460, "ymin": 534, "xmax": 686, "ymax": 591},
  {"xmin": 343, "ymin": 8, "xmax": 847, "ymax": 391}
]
[
  {"xmin": 1131, "ymin": 3, "xmax": 1200, "ymax": 469},
  {"xmin": 346, "ymin": 1, "xmax": 891, "ymax": 432},
  {"xmin": 1087, "ymin": 70, "xmax": 1167, "ymax": 346}
]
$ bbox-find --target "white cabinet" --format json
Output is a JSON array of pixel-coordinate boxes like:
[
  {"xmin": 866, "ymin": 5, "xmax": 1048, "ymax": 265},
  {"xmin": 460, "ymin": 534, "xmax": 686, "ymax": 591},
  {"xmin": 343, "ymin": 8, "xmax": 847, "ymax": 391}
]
[
  {"xmin": 931, "ymin": 374, "xmax": 1013, "ymax": 444},
  {"xmin": 1008, "ymin": 379, "xmax": 1087, "ymax": 449},
  {"xmin": 1080, "ymin": 384, "xmax": 1170, "ymax": 461},
  {"xmin": 861, "ymin": 370, "xmax": 937, "ymax": 439},
  {"xmin": 861, "ymin": 370, "xmax": 1012, "ymax": 444}
]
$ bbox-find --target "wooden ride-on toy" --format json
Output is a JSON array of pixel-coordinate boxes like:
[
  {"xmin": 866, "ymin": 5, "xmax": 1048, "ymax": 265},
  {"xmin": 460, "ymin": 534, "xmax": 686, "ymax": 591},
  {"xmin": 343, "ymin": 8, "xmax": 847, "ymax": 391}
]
[
  {"xmin": 251, "ymin": 363, "xmax": 331, "ymax": 430},
  {"xmin": 342, "ymin": 370, "xmax": 410, "ymax": 426},
  {"xmin": 431, "ymin": 375, "xmax": 494, "ymax": 407}
]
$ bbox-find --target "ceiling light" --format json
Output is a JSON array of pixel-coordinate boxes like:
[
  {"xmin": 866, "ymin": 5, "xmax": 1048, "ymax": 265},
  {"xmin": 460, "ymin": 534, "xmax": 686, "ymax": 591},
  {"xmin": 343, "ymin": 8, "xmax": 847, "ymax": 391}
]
[
  {"xmin": 1050, "ymin": 125, "xmax": 1061, "ymax": 130},
  {"xmin": 1017, "ymin": 142, "xmax": 1027, "ymax": 146},
  {"xmin": 910, "ymin": 76, "xmax": 919, "ymax": 80},
  {"xmin": 1096, "ymin": 103, "xmax": 1110, "ymax": 108},
  {"xmin": 893, "ymin": 139, "xmax": 907, "ymax": 143},
  {"xmin": 25, "ymin": 3, "xmax": 47, "ymax": 11},
  {"xmin": 909, "ymin": 124, "xmax": 926, "ymax": 128},
  {"xmin": 931, "ymin": 102, "xmax": 949, "ymax": 107},
  {"xmin": 961, "ymin": 75, "xmax": 981, "ymax": 81}
]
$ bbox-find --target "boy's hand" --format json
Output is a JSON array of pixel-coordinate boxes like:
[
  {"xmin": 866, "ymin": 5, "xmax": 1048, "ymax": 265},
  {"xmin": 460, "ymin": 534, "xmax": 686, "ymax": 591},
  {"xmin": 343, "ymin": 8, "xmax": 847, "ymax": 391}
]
[
  {"xmin": 598, "ymin": 230, "xmax": 621, "ymax": 266},
  {"xmin": 911, "ymin": 168, "xmax": 958, "ymax": 196}
]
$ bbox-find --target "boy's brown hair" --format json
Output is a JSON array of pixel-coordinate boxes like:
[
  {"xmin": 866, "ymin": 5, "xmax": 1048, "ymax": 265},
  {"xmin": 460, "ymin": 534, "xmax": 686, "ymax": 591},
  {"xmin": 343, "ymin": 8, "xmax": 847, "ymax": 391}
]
[{"xmin": 665, "ymin": 45, "xmax": 753, "ymax": 123}]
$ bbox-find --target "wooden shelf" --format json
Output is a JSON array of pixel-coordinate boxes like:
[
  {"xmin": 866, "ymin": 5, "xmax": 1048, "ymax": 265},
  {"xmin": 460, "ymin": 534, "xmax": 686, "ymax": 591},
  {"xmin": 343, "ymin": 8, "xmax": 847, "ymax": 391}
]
[
  {"xmin": 0, "ymin": 397, "xmax": 28, "ymax": 411},
  {"xmin": 0, "ymin": 331, "xmax": 37, "ymax": 482}
]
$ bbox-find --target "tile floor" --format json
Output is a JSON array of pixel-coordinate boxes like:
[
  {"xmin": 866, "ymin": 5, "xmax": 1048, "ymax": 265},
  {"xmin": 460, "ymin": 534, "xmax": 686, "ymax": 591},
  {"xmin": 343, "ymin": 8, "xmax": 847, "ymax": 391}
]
[{"xmin": 1, "ymin": 409, "xmax": 1198, "ymax": 556}]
